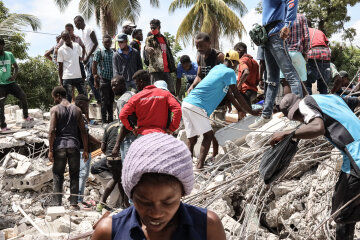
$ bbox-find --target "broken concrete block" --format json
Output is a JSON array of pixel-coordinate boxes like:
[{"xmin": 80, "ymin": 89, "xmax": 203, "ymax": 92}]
[
  {"xmin": 43, "ymin": 112, "xmax": 50, "ymax": 120},
  {"xmin": 221, "ymin": 215, "xmax": 241, "ymax": 235},
  {"xmin": 46, "ymin": 206, "xmax": 66, "ymax": 221},
  {"xmin": 272, "ymin": 181, "xmax": 299, "ymax": 199},
  {"xmin": 3, "ymin": 167, "xmax": 53, "ymax": 191},
  {"xmin": 5, "ymin": 161, "xmax": 31, "ymax": 175},
  {"xmin": 208, "ymin": 198, "xmax": 235, "ymax": 220},
  {"xmin": 14, "ymin": 223, "xmax": 27, "ymax": 236},
  {"xmin": 0, "ymin": 137, "xmax": 25, "ymax": 150},
  {"xmin": 13, "ymin": 131, "xmax": 31, "ymax": 139},
  {"xmin": 16, "ymin": 109, "xmax": 43, "ymax": 122},
  {"xmin": 52, "ymin": 216, "xmax": 77, "ymax": 233},
  {"xmin": 5, "ymin": 105, "xmax": 20, "ymax": 115},
  {"xmin": 245, "ymin": 113, "xmax": 287, "ymax": 149}
]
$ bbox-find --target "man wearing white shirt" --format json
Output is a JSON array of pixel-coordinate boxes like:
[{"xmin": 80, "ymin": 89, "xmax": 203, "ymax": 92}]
[
  {"xmin": 57, "ymin": 30, "xmax": 87, "ymax": 102},
  {"xmin": 74, "ymin": 15, "xmax": 100, "ymax": 103}
]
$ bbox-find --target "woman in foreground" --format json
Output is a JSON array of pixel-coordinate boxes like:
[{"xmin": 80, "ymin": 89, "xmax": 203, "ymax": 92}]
[{"xmin": 91, "ymin": 132, "xmax": 226, "ymax": 240}]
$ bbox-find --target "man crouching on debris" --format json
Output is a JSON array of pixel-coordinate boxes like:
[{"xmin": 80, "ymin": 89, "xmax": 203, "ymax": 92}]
[
  {"xmin": 271, "ymin": 93, "xmax": 360, "ymax": 240},
  {"xmin": 48, "ymin": 86, "xmax": 88, "ymax": 210},
  {"xmin": 182, "ymin": 50, "xmax": 261, "ymax": 169}
]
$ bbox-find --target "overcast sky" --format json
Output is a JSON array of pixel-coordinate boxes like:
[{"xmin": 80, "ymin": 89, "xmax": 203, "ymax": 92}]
[{"xmin": 3, "ymin": 0, "xmax": 360, "ymax": 60}]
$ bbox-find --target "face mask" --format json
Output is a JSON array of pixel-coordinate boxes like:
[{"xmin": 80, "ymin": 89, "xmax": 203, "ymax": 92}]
[{"xmin": 151, "ymin": 29, "xmax": 159, "ymax": 35}]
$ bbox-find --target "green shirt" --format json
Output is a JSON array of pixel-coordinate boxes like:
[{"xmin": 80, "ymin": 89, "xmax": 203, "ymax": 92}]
[
  {"xmin": 0, "ymin": 51, "xmax": 16, "ymax": 85},
  {"xmin": 93, "ymin": 48, "xmax": 114, "ymax": 81}
]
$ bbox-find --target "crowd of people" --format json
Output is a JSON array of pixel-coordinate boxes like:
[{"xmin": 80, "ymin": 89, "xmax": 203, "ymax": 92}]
[{"xmin": 1, "ymin": 0, "xmax": 360, "ymax": 239}]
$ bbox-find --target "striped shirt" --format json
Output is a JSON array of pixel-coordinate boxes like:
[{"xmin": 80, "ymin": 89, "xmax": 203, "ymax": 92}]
[{"xmin": 287, "ymin": 13, "xmax": 310, "ymax": 54}]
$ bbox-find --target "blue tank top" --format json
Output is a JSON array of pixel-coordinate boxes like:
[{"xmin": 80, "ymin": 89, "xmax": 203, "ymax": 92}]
[{"xmin": 111, "ymin": 203, "xmax": 207, "ymax": 240}]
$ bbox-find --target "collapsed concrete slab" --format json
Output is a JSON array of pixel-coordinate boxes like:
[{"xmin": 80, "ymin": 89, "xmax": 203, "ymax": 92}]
[{"xmin": 215, "ymin": 115, "xmax": 257, "ymax": 146}]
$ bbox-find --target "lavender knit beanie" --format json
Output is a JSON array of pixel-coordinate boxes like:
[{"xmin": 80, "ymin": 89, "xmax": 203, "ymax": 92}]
[{"xmin": 122, "ymin": 132, "xmax": 194, "ymax": 198}]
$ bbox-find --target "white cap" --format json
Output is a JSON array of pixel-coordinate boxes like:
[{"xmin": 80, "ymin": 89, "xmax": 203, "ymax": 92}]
[
  {"xmin": 122, "ymin": 21, "xmax": 136, "ymax": 28},
  {"xmin": 154, "ymin": 80, "xmax": 168, "ymax": 91}
]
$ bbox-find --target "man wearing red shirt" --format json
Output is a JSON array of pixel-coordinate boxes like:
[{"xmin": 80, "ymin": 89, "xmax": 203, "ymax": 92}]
[
  {"xmin": 234, "ymin": 42, "xmax": 259, "ymax": 119},
  {"xmin": 119, "ymin": 70, "xmax": 181, "ymax": 136},
  {"xmin": 144, "ymin": 19, "xmax": 176, "ymax": 94},
  {"xmin": 306, "ymin": 22, "xmax": 331, "ymax": 95}
]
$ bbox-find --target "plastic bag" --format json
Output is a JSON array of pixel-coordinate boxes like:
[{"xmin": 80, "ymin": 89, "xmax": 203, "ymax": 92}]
[{"xmin": 259, "ymin": 131, "xmax": 299, "ymax": 184}]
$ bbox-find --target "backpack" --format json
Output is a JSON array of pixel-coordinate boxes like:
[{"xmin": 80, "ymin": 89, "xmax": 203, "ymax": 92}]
[
  {"xmin": 249, "ymin": 20, "xmax": 282, "ymax": 46},
  {"xmin": 249, "ymin": 24, "xmax": 268, "ymax": 46}
]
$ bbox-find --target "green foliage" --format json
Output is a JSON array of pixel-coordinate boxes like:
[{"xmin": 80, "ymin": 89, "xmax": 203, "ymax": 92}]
[
  {"xmin": 163, "ymin": 32, "xmax": 183, "ymax": 58},
  {"xmin": 6, "ymin": 56, "xmax": 59, "ymax": 110},
  {"xmin": 255, "ymin": 1, "xmax": 360, "ymax": 41},
  {"xmin": 0, "ymin": 1, "xmax": 40, "ymax": 59},
  {"xmin": 54, "ymin": 0, "xmax": 159, "ymax": 36},
  {"xmin": 298, "ymin": 0, "xmax": 360, "ymax": 40},
  {"xmin": 330, "ymin": 42, "xmax": 360, "ymax": 79}
]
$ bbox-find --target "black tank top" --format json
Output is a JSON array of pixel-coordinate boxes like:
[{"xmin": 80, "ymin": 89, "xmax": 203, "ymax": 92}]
[
  {"xmin": 54, "ymin": 104, "xmax": 80, "ymax": 151},
  {"xmin": 198, "ymin": 48, "xmax": 222, "ymax": 79}
]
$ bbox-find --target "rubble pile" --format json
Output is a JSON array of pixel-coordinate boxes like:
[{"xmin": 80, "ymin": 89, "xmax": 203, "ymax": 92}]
[
  {"xmin": 0, "ymin": 105, "xmax": 106, "ymax": 239},
  {"xmin": 183, "ymin": 116, "xmax": 360, "ymax": 239},
  {"xmin": 1, "ymin": 104, "xmax": 360, "ymax": 239}
]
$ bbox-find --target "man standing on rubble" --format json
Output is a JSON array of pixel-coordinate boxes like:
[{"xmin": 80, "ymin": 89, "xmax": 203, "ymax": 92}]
[
  {"xmin": 182, "ymin": 51, "xmax": 261, "ymax": 169},
  {"xmin": 249, "ymin": 0, "xmax": 303, "ymax": 130},
  {"xmin": 74, "ymin": 15, "xmax": 101, "ymax": 103},
  {"xmin": 48, "ymin": 86, "xmax": 88, "ymax": 210},
  {"xmin": 271, "ymin": 93, "xmax": 360, "ymax": 239},
  {"xmin": 0, "ymin": 38, "xmax": 33, "ymax": 132}
]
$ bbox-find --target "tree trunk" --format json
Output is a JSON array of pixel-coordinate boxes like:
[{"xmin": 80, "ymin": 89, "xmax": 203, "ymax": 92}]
[
  {"xmin": 100, "ymin": 6, "xmax": 117, "ymax": 37},
  {"xmin": 208, "ymin": 17, "xmax": 220, "ymax": 50},
  {"xmin": 100, "ymin": 6, "xmax": 107, "ymax": 37}
]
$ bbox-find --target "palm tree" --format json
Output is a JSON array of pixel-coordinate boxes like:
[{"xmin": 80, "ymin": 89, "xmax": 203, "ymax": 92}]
[
  {"xmin": 169, "ymin": 0, "xmax": 247, "ymax": 49},
  {"xmin": 54, "ymin": 0, "xmax": 159, "ymax": 37},
  {"xmin": 0, "ymin": 11, "xmax": 41, "ymax": 52}
]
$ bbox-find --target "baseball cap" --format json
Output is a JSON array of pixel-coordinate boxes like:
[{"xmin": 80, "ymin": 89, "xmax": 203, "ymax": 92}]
[
  {"xmin": 122, "ymin": 21, "xmax": 136, "ymax": 28},
  {"xmin": 117, "ymin": 33, "xmax": 128, "ymax": 42},
  {"xmin": 279, "ymin": 93, "xmax": 301, "ymax": 120},
  {"xmin": 154, "ymin": 80, "xmax": 168, "ymax": 91},
  {"xmin": 339, "ymin": 70, "xmax": 349, "ymax": 78},
  {"xmin": 225, "ymin": 50, "xmax": 240, "ymax": 63}
]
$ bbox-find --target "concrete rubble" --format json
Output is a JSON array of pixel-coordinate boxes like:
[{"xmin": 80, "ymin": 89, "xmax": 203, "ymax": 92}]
[{"xmin": 1, "ymin": 104, "xmax": 360, "ymax": 239}]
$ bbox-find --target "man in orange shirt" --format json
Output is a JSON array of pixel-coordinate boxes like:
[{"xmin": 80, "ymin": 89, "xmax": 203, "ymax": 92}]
[{"xmin": 234, "ymin": 42, "xmax": 260, "ymax": 119}]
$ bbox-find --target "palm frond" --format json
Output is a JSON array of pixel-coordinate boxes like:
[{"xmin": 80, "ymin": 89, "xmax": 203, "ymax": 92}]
[
  {"xmin": 110, "ymin": 0, "xmax": 141, "ymax": 23},
  {"xmin": 79, "ymin": 0, "xmax": 98, "ymax": 20},
  {"xmin": 53, "ymin": 0, "xmax": 73, "ymax": 12},
  {"xmin": 175, "ymin": 3, "xmax": 203, "ymax": 46},
  {"xmin": 0, "ymin": 13, "xmax": 41, "ymax": 33},
  {"xmin": 223, "ymin": 0, "xmax": 247, "ymax": 16},
  {"xmin": 174, "ymin": 0, "xmax": 246, "ymax": 46},
  {"xmin": 169, "ymin": 0, "xmax": 198, "ymax": 13},
  {"xmin": 150, "ymin": 0, "xmax": 160, "ymax": 7}
]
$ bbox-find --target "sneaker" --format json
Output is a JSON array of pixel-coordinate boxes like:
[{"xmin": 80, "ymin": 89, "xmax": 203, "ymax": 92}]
[{"xmin": 248, "ymin": 116, "xmax": 271, "ymax": 130}]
